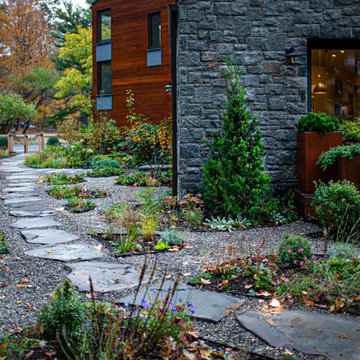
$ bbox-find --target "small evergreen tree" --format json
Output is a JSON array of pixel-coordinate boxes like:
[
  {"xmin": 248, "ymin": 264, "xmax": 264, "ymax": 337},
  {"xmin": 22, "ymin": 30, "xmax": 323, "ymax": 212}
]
[{"xmin": 201, "ymin": 55, "xmax": 272, "ymax": 222}]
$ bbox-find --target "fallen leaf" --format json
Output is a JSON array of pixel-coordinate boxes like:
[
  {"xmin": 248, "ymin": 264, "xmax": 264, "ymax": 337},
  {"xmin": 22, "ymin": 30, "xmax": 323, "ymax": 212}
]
[
  {"xmin": 269, "ymin": 299, "xmax": 281, "ymax": 308},
  {"xmin": 182, "ymin": 262, "xmax": 189, "ymax": 266},
  {"xmin": 182, "ymin": 273, "xmax": 191, "ymax": 277},
  {"xmin": 4, "ymin": 267, "xmax": 9, "ymax": 271},
  {"xmin": 16, "ymin": 301, "xmax": 23, "ymax": 304},
  {"xmin": 244, "ymin": 284, "xmax": 253, "ymax": 289},
  {"xmin": 283, "ymin": 348, "xmax": 293, "ymax": 356},
  {"xmin": 266, "ymin": 318, "xmax": 276, "ymax": 325},
  {"xmin": 24, "ymin": 350, "xmax": 34, "ymax": 359},
  {"xmin": 200, "ymin": 278, "xmax": 211, "ymax": 285},
  {"xmin": 16, "ymin": 283, "xmax": 25, "ymax": 287},
  {"xmin": 38, "ymin": 340, "xmax": 47, "ymax": 349},
  {"xmin": 336, "ymin": 334, "xmax": 348, "ymax": 339},
  {"xmin": 25, "ymin": 306, "xmax": 32, "ymax": 312},
  {"xmin": 46, "ymin": 250, "xmax": 53, "ymax": 254},
  {"xmin": 22, "ymin": 278, "xmax": 29, "ymax": 283}
]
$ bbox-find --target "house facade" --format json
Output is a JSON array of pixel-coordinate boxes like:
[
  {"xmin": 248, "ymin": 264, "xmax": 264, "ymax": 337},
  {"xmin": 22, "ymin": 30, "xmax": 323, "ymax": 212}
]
[
  {"xmin": 91, "ymin": 0, "xmax": 172, "ymax": 127},
  {"xmin": 173, "ymin": 0, "xmax": 360, "ymax": 196}
]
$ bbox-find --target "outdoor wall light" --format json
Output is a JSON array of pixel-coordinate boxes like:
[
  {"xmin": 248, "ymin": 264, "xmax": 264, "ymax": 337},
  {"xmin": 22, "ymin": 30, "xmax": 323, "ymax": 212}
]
[
  {"xmin": 286, "ymin": 47, "xmax": 305, "ymax": 64},
  {"xmin": 165, "ymin": 82, "xmax": 172, "ymax": 94}
]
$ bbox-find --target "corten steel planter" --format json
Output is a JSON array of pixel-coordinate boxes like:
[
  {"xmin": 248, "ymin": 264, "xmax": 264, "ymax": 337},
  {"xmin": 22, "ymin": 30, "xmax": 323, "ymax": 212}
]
[
  {"xmin": 297, "ymin": 131, "xmax": 342, "ymax": 192},
  {"xmin": 337, "ymin": 155, "xmax": 360, "ymax": 190}
]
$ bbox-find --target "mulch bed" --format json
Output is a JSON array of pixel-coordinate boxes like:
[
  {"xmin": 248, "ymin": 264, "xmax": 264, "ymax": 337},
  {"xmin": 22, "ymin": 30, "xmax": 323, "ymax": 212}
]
[{"xmin": 91, "ymin": 233, "xmax": 185, "ymax": 257}]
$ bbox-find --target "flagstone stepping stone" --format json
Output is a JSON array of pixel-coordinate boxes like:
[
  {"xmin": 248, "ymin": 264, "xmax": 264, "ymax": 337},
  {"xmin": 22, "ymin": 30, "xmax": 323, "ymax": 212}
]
[
  {"xmin": 25, "ymin": 244, "xmax": 107, "ymax": 262},
  {"xmin": 6, "ymin": 175, "xmax": 39, "ymax": 181},
  {"xmin": 3, "ymin": 192, "xmax": 38, "ymax": 199},
  {"xmin": 11, "ymin": 217, "xmax": 61, "ymax": 229},
  {"xmin": 4, "ymin": 183, "xmax": 36, "ymax": 189},
  {"xmin": 4, "ymin": 197, "xmax": 46, "ymax": 207},
  {"xmin": 66, "ymin": 262, "xmax": 147, "ymax": 292},
  {"xmin": 237, "ymin": 310, "xmax": 360, "ymax": 360},
  {"xmin": 3, "ymin": 187, "xmax": 36, "ymax": 194},
  {"xmin": 9, "ymin": 208, "xmax": 58, "ymax": 217},
  {"xmin": 118, "ymin": 281, "xmax": 244, "ymax": 322},
  {"xmin": 21, "ymin": 229, "xmax": 79, "ymax": 245}
]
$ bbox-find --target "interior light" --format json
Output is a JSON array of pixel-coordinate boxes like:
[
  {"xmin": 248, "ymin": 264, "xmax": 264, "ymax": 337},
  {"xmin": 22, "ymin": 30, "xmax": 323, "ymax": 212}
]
[
  {"xmin": 332, "ymin": 54, "xmax": 336, "ymax": 58},
  {"xmin": 340, "ymin": 50, "xmax": 345, "ymax": 53}
]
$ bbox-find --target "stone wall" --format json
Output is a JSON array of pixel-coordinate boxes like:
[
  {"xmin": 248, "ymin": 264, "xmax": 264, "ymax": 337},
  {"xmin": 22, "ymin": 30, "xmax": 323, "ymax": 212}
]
[{"xmin": 176, "ymin": 0, "xmax": 360, "ymax": 196}]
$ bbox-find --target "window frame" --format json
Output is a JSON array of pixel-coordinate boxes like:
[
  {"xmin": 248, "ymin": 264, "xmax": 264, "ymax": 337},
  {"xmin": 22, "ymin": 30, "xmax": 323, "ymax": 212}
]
[
  {"xmin": 148, "ymin": 11, "xmax": 161, "ymax": 50},
  {"xmin": 97, "ymin": 61, "xmax": 112, "ymax": 96},
  {"xmin": 307, "ymin": 39, "xmax": 360, "ymax": 113},
  {"xmin": 98, "ymin": 8, "xmax": 111, "ymax": 44}
]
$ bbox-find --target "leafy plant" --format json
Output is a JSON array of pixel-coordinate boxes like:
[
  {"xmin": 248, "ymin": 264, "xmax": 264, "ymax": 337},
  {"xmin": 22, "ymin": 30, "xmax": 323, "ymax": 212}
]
[
  {"xmin": 179, "ymin": 194, "xmax": 204, "ymax": 228},
  {"xmin": 340, "ymin": 120, "xmax": 360, "ymax": 143},
  {"xmin": 87, "ymin": 167, "xmax": 124, "ymax": 177},
  {"xmin": 115, "ymin": 173, "xmax": 149, "ymax": 186},
  {"xmin": 204, "ymin": 217, "xmax": 235, "ymax": 231},
  {"xmin": 154, "ymin": 238, "xmax": 170, "ymax": 250},
  {"xmin": 160, "ymin": 228, "xmax": 183, "ymax": 246},
  {"xmin": 48, "ymin": 185, "xmax": 107, "ymax": 199},
  {"xmin": 112, "ymin": 229, "xmax": 140, "ymax": 254},
  {"xmin": 296, "ymin": 112, "xmax": 340, "ymax": 134},
  {"xmin": 317, "ymin": 144, "xmax": 360, "ymax": 170},
  {"xmin": 37, "ymin": 280, "xmax": 85, "ymax": 342},
  {"xmin": 47, "ymin": 136, "xmax": 60, "ymax": 147},
  {"xmin": 91, "ymin": 158, "xmax": 122, "ymax": 169},
  {"xmin": 201, "ymin": 55, "xmax": 273, "ymax": 223},
  {"xmin": 327, "ymin": 242, "xmax": 360, "ymax": 260},
  {"xmin": 313, "ymin": 180, "xmax": 360, "ymax": 242},
  {"xmin": 277, "ymin": 234, "xmax": 313, "ymax": 268},
  {"xmin": 67, "ymin": 197, "xmax": 96, "ymax": 212},
  {"xmin": 0, "ymin": 232, "xmax": 7, "ymax": 253},
  {"xmin": 141, "ymin": 216, "xmax": 158, "ymax": 241},
  {"xmin": 0, "ymin": 137, "xmax": 8, "ymax": 150},
  {"xmin": 45, "ymin": 172, "xmax": 85, "ymax": 185}
]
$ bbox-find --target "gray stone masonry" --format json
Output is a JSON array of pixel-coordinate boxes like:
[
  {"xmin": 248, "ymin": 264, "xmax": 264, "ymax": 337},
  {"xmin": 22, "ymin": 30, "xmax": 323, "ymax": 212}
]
[{"xmin": 176, "ymin": 0, "xmax": 360, "ymax": 196}]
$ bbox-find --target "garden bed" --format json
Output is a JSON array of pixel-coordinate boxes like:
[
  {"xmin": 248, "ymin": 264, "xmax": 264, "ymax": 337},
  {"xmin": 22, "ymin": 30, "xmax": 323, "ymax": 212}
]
[
  {"xmin": 64, "ymin": 204, "xmax": 96, "ymax": 213},
  {"xmin": 91, "ymin": 233, "xmax": 186, "ymax": 257}
]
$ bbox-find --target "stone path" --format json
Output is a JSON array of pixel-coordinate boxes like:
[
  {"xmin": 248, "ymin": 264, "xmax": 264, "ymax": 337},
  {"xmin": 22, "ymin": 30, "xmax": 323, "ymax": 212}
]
[
  {"xmin": 237, "ymin": 310, "xmax": 360, "ymax": 360},
  {"xmin": 0, "ymin": 154, "xmax": 246, "ymax": 324}
]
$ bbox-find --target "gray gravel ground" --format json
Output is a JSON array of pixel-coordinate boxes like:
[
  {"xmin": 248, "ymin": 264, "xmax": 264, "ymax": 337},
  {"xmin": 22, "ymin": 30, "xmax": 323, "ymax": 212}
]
[{"xmin": 0, "ymin": 159, "xmax": 355, "ymax": 359}]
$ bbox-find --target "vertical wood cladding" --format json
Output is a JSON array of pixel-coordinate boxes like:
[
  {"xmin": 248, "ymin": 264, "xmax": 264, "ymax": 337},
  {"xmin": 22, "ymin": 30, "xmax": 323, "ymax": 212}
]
[{"xmin": 92, "ymin": 0, "xmax": 172, "ymax": 127}]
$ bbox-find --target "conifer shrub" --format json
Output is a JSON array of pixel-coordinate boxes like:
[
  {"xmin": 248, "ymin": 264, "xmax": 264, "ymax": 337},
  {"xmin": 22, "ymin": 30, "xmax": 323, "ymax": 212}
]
[{"xmin": 201, "ymin": 55, "xmax": 273, "ymax": 223}]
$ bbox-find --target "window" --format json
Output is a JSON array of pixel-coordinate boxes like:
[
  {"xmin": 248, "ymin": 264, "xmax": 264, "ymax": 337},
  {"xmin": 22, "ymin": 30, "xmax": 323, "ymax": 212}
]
[
  {"xmin": 98, "ymin": 9, "xmax": 111, "ymax": 43},
  {"xmin": 311, "ymin": 48, "xmax": 360, "ymax": 121},
  {"xmin": 98, "ymin": 61, "xmax": 111, "ymax": 95},
  {"xmin": 149, "ymin": 12, "xmax": 161, "ymax": 49}
]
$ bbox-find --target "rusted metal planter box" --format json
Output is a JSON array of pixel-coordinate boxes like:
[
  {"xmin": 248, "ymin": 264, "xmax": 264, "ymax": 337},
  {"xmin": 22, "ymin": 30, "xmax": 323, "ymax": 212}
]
[
  {"xmin": 337, "ymin": 155, "xmax": 360, "ymax": 190},
  {"xmin": 297, "ymin": 131, "xmax": 342, "ymax": 192}
]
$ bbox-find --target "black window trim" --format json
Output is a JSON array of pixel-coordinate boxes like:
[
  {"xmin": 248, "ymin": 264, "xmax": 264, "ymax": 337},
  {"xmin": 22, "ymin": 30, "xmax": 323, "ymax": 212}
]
[
  {"xmin": 97, "ymin": 8, "xmax": 111, "ymax": 45},
  {"xmin": 148, "ymin": 11, "xmax": 161, "ymax": 50},
  {"xmin": 97, "ymin": 61, "xmax": 112, "ymax": 96},
  {"xmin": 307, "ymin": 38, "xmax": 360, "ymax": 113}
]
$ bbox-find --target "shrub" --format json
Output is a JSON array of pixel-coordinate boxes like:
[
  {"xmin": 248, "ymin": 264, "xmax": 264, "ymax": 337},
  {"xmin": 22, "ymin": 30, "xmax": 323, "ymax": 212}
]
[
  {"xmin": 0, "ymin": 136, "xmax": 8, "ymax": 149},
  {"xmin": 201, "ymin": 55, "xmax": 272, "ymax": 222},
  {"xmin": 295, "ymin": 112, "xmax": 340, "ymax": 134},
  {"xmin": 313, "ymin": 180, "xmax": 360, "ymax": 242},
  {"xmin": 340, "ymin": 120, "xmax": 360, "ymax": 143},
  {"xmin": 328, "ymin": 243, "xmax": 360, "ymax": 260},
  {"xmin": 317, "ymin": 144, "xmax": 360, "ymax": 170},
  {"xmin": 124, "ymin": 90, "xmax": 172, "ymax": 165},
  {"xmin": 277, "ymin": 234, "xmax": 313, "ymax": 268},
  {"xmin": 46, "ymin": 136, "xmax": 60, "ymax": 147},
  {"xmin": 37, "ymin": 280, "xmax": 85, "ymax": 341},
  {"xmin": 161, "ymin": 228, "xmax": 183, "ymax": 246},
  {"xmin": 91, "ymin": 158, "xmax": 122, "ymax": 169}
]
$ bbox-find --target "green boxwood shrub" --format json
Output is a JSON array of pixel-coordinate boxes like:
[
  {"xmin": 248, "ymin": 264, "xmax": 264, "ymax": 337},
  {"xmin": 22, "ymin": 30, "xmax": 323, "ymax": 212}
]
[
  {"xmin": 313, "ymin": 180, "xmax": 360, "ymax": 241},
  {"xmin": 340, "ymin": 120, "xmax": 360, "ymax": 143},
  {"xmin": 277, "ymin": 234, "xmax": 313, "ymax": 268},
  {"xmin": 295, "ymin": 112, "xmax": 340, "ymax": 134},
  {"xmin": 46, "ymin": 136, "xmax": 60, "ymax": 147}
]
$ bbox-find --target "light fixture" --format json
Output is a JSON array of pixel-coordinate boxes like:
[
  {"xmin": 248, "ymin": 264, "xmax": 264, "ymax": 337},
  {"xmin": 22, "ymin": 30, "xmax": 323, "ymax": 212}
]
[
  {"xmin": 313, "ymin": 50, "xmax": 327, "ymax": 94},
  {"xmin": 332, "ymin": 54, "xmax": 336, "ymax": 58},
  {"xmin": 165, "ymin": 82, "xmax": 172, "ymax": 94}
]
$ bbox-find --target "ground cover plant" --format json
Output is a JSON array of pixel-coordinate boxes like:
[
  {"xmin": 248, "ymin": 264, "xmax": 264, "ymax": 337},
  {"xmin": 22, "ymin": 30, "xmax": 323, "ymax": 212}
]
[
  {"xmin": 66, "ymin": 196, "xmax": 97, "ymax": 213},
  {"xmin": 115, "ymin": 170, "xmax": 172, "ymax": 187},
  {"xmin": 0, "ymin": 231, "xmax": 8, "ymax": 254},
  {"xmin": 317, "ymin": 143, "xmax": 360, "ymax": 170},
  {"xmin": 47, "ymin": 185, "xmax": 107, "ymax": 199},
  {"xmin": 44, "ymin": 172, "xmax": 85, "ymax": 185},
  {"xmin": 201, "ymin": 55, "xmax": 296, "ymax": 226},
  {"xmin": 189, "ymin": 234, "xmax": 360, "ymax": 313},
  {"xmin": 340, "ymin": 119, "xmax": 360, "ymax": 143}
]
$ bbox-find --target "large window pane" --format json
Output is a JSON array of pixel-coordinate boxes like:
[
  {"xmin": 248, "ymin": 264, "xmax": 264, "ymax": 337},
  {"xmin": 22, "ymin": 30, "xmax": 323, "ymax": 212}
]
[
  {"xmin": 99, "ymin": 9, "xmax": 111, "ymax": 42},
  {"xmin": 98, "ymin": 62, "xmax": 111, "ymax": 95},
  {"xmin": 311, "ymin": 49, "xmax": 360, "ymax": 121},
  {"xmin": 149, "ymin": 12, "xmax": 161, "ymax": 49}
]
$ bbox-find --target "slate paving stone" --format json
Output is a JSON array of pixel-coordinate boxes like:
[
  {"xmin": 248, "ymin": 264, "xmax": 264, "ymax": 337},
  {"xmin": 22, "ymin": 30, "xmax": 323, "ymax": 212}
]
[
  {"xmin": 6, "ymin": 175, "xmax": 39, "ymax": 181},
  {"xmin": 3, "ymin": 183, "xmax": 36, "ymax": 189},
  {"xmin": 118, "ymin": 281, "xmax": 244, "ymax": 322},
  {"xmin": 25, "ymin": 244, "xmax": 107, "ymax": 262},
  {"xmin": 237, "ymin": 310, "xmax": 360, "ymax": 360},
  {"xmin": 4, "ymin": 197, "xmax": 46, "ymax": 208},
  {"xmin": 11, "ymin": 217, "xmax": 61, "ymax": 229},
  {"xmin": 3, "ymin": 192, "xmax": 38, "ymax": 199},
  {"xmin": 21, "ymin": 229, "xmax": 79, "ymax": 245},
  {"xmin": 3, "ymin": 187, "xmax": 36, "ymax": 194},
  {"xmin": 66, "ymin": 262, "xmax": 147, "ymax": 292},
  {"xmin": 9, "ymin": 208, "xmax": 58, "ymax": 217}
]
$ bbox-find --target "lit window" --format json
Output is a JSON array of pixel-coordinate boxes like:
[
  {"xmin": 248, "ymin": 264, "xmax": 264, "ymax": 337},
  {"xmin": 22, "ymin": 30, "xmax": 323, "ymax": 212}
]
[
  {"xmin": 98, "ymin": 61, "xmax": 111, "ymax": 95},
  {"xmin": 149, "ymin": 12, "xmax": 161, "ymax": 49},
  {"xmin": 99, "ymin": 9, "xmax": 111, "ymax": 43},
  {"xmin": 311, "ymin": 49, "xmax": 360, "ymax": 120}
]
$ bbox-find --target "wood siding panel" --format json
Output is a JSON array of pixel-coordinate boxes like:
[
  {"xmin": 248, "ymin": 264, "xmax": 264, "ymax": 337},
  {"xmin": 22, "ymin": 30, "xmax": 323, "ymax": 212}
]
[{"xmin": 92, "ymin": 0, "xmax": 172, "ymax": 127}]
